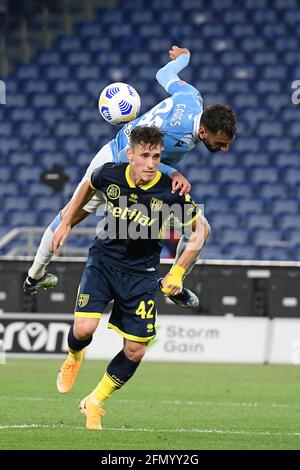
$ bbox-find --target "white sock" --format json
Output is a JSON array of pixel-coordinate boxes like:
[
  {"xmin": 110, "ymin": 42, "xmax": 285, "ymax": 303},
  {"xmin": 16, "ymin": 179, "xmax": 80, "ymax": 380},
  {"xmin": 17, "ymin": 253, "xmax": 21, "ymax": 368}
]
[{"xmin": 28, "ymin": 226, "xmax": 55, "ymax": 280}]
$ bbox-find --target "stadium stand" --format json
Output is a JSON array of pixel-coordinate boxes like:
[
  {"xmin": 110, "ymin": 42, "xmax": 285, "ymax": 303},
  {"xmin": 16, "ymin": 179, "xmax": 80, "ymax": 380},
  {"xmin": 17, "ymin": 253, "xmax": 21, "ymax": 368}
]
[{"xmin": 0, "ymin": 0, "xmax": 299, "ymax": 260}]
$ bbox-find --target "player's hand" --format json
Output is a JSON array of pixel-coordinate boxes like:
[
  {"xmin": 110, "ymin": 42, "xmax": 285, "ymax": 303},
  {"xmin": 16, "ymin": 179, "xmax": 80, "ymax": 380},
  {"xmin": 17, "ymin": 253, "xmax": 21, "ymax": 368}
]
[
  {"xmin": 169, "ymin": 45, "xmax": 190, "ymax": 60},
  {"xmin": 161, "ymin": 265, "xmax": 185, "ymax": 296},
  {"xmin": 170, "ymin": 171, "xmax": 191, "ymax": 196},
  {"xmin": 51, "ymin": 223, "xmax": 71, "ymax": 254}
]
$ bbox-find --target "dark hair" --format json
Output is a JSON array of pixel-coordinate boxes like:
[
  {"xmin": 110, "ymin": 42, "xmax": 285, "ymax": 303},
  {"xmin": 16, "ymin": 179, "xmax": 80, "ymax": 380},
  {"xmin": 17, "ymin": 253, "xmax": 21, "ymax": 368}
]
[
  {"xmin": 200, "ymin": 104, "xmax": 237, "ymax": 138},
  {"xmin": 130, "ymin": 126, "xmax": 164, "ymax": 148}
]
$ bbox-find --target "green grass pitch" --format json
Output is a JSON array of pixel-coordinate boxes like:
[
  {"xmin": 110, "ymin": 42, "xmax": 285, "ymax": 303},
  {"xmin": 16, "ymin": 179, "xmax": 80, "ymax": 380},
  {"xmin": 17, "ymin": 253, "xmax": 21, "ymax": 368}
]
[{"xmin": 0, "ymin": 359, "xmax": 300, "ymax": 450}]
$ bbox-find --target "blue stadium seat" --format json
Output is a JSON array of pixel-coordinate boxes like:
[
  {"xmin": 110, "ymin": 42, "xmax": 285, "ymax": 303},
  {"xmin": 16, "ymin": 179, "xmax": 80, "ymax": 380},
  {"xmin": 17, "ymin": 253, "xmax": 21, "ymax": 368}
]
[
  {"xmin": 8, "ymin": 211, "xmax": 38, "ymax": 226},
  {"xmin": 24, "ymin": 80, "xmax": 48, "ymax": 94},
  {"xmin": 43, "ymin": 65, "xmax": 70, "ymax": 80},
  {"xmin": 243, "ymin": 153, "xmax": 270, "ymax": 168},
  {"xmin": 5, "ymin": 197, "xmax": 29, "ymax": 211},
  {"xmin": 225, "ymin": 245, "xmax": 258, "ymax": 260},
  {"xmin": 225, "ymin": 183, "xmax": 253, "ymax": 199},
  {"xmin": 34, "ymin": 195, "xmax": 63, "ymax": 212},
  {"xmin": 31, "ymin": 94, "xmax": 57, "ymax": 108},
  {"xmin": 53, "ymin": 79, "xmax": 80, "ymax": 94},
  {"xmin": 39, "ymin": 51, "xmax": 61, "ymax": 65},
  {"xmin": 0, "ymin": 138, "xmax": 21, "ymax": 156},
  {"xmin": 284, "ymin": 229, "xmax": 300, "ymax": 245},
  {"xmin": 257, "ymin": 122, "xmax": 283, "ymax": 137},
  {"xmin": 62, "ymin": 137, "xmax": 90, "ymax": 153},
  {"xmin": 40, "ymin": 108, "xmax": 66, "ymax": 125},
  {"xmin": 247, "ymin": 214, "xmax": 274, "ymax": 230},
  {"xmin": 281, "ymin": 215, "xmax": 300, "ymax": 231},
  {"xmin": 19, "ymin": 122, "xmax": 45, "ymax": 139},
  {"xmin": 57, "ymin": 37, "xmax": 82, "ymax": 51},
  {"xmin": 186, "ymin": 167, "xmax": 214, "ymax": 184},
  {"xmin": 235, "ymin": 198, "xmax": 265, "ymax": 214},
  {"xmin": 10, "ymin": 108, "xmax": 35, "ymax": 122},
  {"xmin": 29, "ymin": 184, "xmax": 54, "ymax": 197},
  {"xmin": 218, "ymin": 167, "xmax": 245, "ymax": 184},
  {"xmin": 220, "ymin": 228, "xmax": 249, "ymax": 246},
  {"xmin": 284, "ymin": 168, "xmax": 300, "ymax": 185},
  {"xmin": 0, "ymin": 0, "xmax": 298, "ymax": 261},
  {"xmin": 258, "ymin": 183, "xmax": 286, "ymax": 200},
  {"xmin": 250, "ymin": 167, "xmax": 278, "ymax": 184},
  {"xmin": 31, "ymin": 137, "xmax": 57, "ymax": 153},
  {"xmin": 272, "ymin": 199, "xmax": 299, "ymax": 215},
  {"xmin": 252, "ymin": 228, "xmax": 282, "ymax": 246},
  {"xmin": 257, "ymin": 246, "xmax": 290, "ymax": 261},
  {"xmin": 56, "ymin": 121, "xmax": 81, "ymax": 137},
  {"xmin": 275, "ymin": 153, "xmax": 299, "ymax": 168},
  {"xmin": 0, "ymin": 122, "xmax": 12, "ymax": 136},
  {"xmin": 210, "ymin": 213, "xmax": 240, "ymax": 230},
  {"xmin": 192, "ymin": 183, "xmax": 220, "ymax": 199},
  {"xmin": 17, "ymin": 64, "xmax": 39, "ymax": 80},
  {"xmin": 201, "ymin": 245, "xmax": 225, "ymax": 259}
]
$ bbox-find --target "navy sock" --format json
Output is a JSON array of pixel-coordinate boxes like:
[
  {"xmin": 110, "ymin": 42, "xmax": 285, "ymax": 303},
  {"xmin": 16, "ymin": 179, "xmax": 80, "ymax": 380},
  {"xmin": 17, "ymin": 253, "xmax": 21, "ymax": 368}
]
[
  {"xmin": 106, "ymin": 349, "xmax": 141, "ymax": 388},
  {"xmin": 67, "ymin": 325, "xmax": 92, "ymax": 351}
]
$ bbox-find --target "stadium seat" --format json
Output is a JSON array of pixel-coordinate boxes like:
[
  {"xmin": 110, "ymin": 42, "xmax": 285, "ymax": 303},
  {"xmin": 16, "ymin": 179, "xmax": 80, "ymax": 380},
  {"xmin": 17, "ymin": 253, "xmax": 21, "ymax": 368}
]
[
  {"xmin": 247, "ymin": 214, "xmax": 274, "ymax": 230},
  {"xmin": 1, "ymin": 0, "xmax": 299, "ymax": 262},
  {"xmin": 252, "ymin": 228, "xmax": 282, "ymax": 246}
]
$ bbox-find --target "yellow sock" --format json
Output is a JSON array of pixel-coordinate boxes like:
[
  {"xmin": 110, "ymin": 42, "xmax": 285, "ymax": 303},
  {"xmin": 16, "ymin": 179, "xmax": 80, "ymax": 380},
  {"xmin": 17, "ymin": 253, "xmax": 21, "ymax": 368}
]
[
  {"xmin": 68, "ymin": 348, "xmax": 83, "ymax": 362},
  {"xmin": 93, "ymin": 372, "xmax": 119, "ymax": 403}
]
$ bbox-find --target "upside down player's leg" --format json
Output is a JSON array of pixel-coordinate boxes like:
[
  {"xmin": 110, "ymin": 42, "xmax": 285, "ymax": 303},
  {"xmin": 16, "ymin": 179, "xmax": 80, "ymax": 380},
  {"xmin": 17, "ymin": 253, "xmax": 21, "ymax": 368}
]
[{"xmin": 23, "ymin": 143, "xmax": 114, "ymax": 295}]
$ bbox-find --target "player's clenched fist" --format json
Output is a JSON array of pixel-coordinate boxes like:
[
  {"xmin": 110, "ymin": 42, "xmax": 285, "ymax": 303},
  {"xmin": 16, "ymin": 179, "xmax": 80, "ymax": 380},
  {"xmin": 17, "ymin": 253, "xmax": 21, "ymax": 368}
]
[{"xmin": 169, "ymin": 45, "xmax": 191, "ymax": 60}]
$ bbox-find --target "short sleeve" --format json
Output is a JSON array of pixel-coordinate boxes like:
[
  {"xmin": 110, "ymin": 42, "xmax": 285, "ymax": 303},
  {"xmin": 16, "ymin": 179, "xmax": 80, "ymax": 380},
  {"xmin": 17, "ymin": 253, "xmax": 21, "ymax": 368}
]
[
  {"xmin": 90, "ymin": 167, "xmax": 103, "ymax": 190},
  {"xmin": 173, "ymin": 193, "xmax": 202, "ymax": 227}
]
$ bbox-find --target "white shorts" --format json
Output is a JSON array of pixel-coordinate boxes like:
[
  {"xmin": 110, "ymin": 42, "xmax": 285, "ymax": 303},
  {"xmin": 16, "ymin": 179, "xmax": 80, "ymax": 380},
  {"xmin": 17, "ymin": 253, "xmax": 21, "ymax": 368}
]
[{"xmin": 72, "ymin": 142, "xmax": 114, "ymax": 213}]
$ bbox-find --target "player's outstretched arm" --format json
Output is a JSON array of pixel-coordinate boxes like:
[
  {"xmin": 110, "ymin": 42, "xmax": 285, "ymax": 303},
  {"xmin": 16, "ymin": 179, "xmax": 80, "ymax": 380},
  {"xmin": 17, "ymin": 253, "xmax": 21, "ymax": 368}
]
[
  {"xmin": 156, "ymin": 45, "xmax": 200, "ymax": 97},
  {"xmin": 51, "ymin": 180, "xmax": 96, "ymax": 253}
]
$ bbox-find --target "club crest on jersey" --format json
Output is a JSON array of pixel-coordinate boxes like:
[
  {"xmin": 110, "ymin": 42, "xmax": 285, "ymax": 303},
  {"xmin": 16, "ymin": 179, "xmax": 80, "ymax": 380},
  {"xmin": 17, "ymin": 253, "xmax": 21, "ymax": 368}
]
[
  {"xmin": 150, "ymin": 197, "xmax": 163, "ymax": 212},
  {"xmin": 107, "ymin": 184, "xmax": 120, "ymax": 200},
  {"xmin": 78, "ymin": 294, "xmax": 90, "ymax": 307}
]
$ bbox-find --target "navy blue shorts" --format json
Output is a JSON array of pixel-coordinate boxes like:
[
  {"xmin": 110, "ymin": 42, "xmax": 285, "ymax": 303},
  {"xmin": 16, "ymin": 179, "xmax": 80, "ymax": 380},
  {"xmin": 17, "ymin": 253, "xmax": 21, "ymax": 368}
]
[{"xmin": 75, "ymin": 253, "xmax": 159, "ymax": 342}]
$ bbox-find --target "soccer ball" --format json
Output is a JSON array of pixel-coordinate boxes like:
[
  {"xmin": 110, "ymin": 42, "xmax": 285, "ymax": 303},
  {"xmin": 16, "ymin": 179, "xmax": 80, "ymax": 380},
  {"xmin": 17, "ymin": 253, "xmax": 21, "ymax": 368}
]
[{"xmin": 98, "ymin": 82, "xmax": 141, "ymax": 125}]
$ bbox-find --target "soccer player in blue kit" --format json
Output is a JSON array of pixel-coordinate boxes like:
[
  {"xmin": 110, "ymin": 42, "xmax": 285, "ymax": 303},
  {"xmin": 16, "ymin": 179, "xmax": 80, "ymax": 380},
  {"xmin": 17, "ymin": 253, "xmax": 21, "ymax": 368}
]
[{"xmin": 24, "ymin": 45, "xmax": 236, "ymax": 307}]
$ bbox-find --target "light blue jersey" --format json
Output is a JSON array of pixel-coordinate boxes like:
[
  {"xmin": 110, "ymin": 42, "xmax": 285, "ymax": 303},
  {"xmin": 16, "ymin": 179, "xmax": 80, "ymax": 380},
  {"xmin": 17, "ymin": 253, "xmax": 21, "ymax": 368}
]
[{"xmin": 109, "ymin": 53, "xmax": 203, "ymax": 176}]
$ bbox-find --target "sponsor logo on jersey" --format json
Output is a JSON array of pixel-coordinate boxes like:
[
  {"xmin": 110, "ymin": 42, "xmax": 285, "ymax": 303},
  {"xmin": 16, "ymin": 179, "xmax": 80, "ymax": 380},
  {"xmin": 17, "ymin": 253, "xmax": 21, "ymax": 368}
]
[{"xmin": 107, "ymin": 201, "xmax": 157, "ymax": 228}]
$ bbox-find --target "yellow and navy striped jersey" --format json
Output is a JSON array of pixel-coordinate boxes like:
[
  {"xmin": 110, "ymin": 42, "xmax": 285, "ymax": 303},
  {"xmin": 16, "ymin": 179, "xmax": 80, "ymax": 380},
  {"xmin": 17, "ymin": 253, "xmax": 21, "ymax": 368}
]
[{"xmin": 90, "ymin": 162, "xmax": 201, "ymax": 275}]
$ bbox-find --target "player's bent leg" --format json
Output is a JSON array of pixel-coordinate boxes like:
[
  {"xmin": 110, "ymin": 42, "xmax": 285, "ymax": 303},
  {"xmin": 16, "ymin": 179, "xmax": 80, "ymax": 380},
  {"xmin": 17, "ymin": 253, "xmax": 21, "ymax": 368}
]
[
  {"xmin": 57, "ymin": 319, "xmax": 99, "ymax": 394},
  {"xmin": 80, "ymin": 340, "xmax": 147, "ymax": 430},
  {"xmin": 160, "ymin": 217, "xmax": 211, "ymax": 308}
]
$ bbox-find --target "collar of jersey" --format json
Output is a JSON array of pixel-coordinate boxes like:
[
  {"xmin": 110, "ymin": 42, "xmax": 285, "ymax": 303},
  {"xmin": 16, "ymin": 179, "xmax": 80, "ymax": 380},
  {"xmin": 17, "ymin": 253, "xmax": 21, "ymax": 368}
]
[{"xmin": 125, "ymin": 164, "xmax": 162, "ymax": 190}]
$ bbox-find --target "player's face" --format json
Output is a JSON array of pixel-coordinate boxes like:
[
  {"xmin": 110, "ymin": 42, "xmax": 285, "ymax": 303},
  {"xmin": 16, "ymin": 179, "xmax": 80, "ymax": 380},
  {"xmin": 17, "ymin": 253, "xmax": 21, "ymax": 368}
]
[
  {"xmin": 199, "ymin": 128, "xmax": 233, "ymax": 153},
  {"xmin": 127, "ymin": 142, "xmax": 162, "ymax": 184}
]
